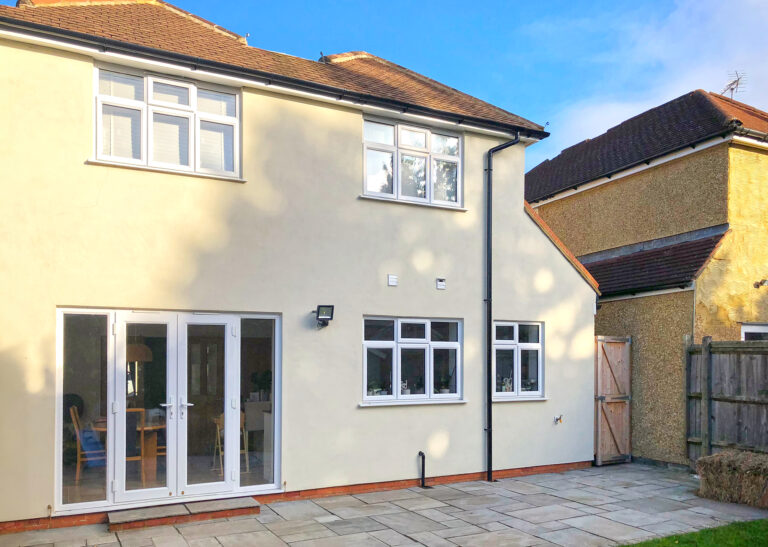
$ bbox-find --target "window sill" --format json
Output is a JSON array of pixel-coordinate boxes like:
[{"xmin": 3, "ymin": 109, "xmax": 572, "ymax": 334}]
[
  {"xmin": 86, "ymin": 159, "xmax": 246, "ymax": 183},
  {"xmin": 358, "ymin": 194, "xmax": 467, "ymax": 212},
  {"xmin": 359, "ymin": 399, "xmax": 467, "ymax": 408},
  {"xmin": 493, "ymin": 397, "xmax": 548, "ymax": 403}
]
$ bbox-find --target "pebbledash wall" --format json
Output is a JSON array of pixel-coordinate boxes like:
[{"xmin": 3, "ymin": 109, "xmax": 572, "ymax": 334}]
[{"xmin": 0, "ymin": 37, "xmax": 597, "ymax": 522}]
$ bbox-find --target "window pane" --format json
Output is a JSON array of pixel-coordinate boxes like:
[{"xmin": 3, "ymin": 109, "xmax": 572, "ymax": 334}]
[
  {"xmin": 745, "ymin": 331, "xmax": 768, "ymax": 341},
  {"xmin": 431, "ymin": 321, "xmax": 459, "ymax": 342},
  {"xmin": 364, "ymin": 121, "xmax": 394, "ymax": 145},
  {"xmin": 495, "ymin": 349, "xmax": 515, "ymax": 393},
  {"xmin": 400, "ymin": 348, "xmax": 426, "ymax": 395},
  {"xmin": 152, "ymin": 81, "xmax": 189, "ymax": 106},
  {"xmin": 200, "ymin": 121, "xmax": 234, "ymax": 172},
  {"xmin": 401, "ymin": 128, "xmax": 426, "ymax": 148},
  {"xmin": 521, "ymin": 349, "xmax": 539, "ymax": 392},
  {"xmin": 102, "ymin": 104, "xmax": 141, "ymax": 159},
  {"xmin": 62, "ymin": 314, "xmax": 108, "ymax": 504},
  {"xmin": 241, "ymin": 318, "xmax": 276, "ymax": 486},
  {"xmin": 153, "ymin": 113, "xmax": 189, "ymax": 166},
  {"xmin": 401, "ymin": 154, "xmax": 426, "ymax": 198},
  {"xmin": 198, "ymin": 89, "xmax": 236, "ymax": 117},
  {"xmin": 433, "ymin": 348, "xmax": 457, "ymax": 394},
  {"xmin": 433, "ymin": 159, "xmax": 458, "ymax": 202},
  {"xmin": 400, "ymin": 322, "xmax": 426, "ymax": 339},
  {"xmin": 364, "ymin": 319, "xmax": 394, "ymax": 341},
  {"xmin": 99, "ymin": 70, "xmax": 143, "ymax": 100},
  {"xmin": 432, "ymin": 134, "xmax": 459, "ymax": 155},
  {"xmin": 367, "ymin": 347, "xmax": 393, "ymax": 396},
  {"xmin": 495, "ymin": 325, "xmax": 515, "ymax": 342},
  {"xmin": 366, "ymin": 149, "xmax": 394, "ymax": 194},
  {"xmin": 519, "ymin": 324, "xmax": 540, "ymax": 343}
]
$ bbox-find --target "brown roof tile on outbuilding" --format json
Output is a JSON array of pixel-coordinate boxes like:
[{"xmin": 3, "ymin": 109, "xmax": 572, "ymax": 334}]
[
  {"xmin": 581, "ymin": 234, "xmax": 725, "ymax": 298},
  {"xmin": 0, "ymin": 0, "xmax": 545, "ymax": 135},
  {"xmin": 525, "ymin": 90, "xmax": 768, "ymax": 202}
]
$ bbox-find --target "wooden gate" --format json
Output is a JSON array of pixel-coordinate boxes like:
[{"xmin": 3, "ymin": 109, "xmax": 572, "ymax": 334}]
[{"xmin": 595, "ymin": 336, "xmax": 632, "ymax": 465}]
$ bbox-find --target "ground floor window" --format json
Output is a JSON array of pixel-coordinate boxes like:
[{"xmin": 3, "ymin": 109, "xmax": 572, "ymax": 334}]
[
  {"xmin": 741, "ymin": 324, "xmax": 768, "ymax": 341},
  {"xmin": 493, "ymin": 321, "xmax": 543, "ymax": 399},
  {"xmin": 58, "ymin": 309, "xmax": 279, "ymax": 509},
  {"xmin": 363, "ymin": 317, "xmax": 462, "ymax": 404}
]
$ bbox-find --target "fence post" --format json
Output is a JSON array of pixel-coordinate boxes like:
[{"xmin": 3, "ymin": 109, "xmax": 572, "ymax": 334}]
[{"xmin": 701, "ymin": 336, "xmax": 712, "ymax": 456}]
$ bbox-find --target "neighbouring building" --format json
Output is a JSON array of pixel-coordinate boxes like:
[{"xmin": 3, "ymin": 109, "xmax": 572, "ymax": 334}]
[
  {"xmin": 526, "ymin": 90, "xmax": 768, "ymax": 466},
  {"xmin": 0, "ymin": 0, "xmax": 599, "ymax": 526}
]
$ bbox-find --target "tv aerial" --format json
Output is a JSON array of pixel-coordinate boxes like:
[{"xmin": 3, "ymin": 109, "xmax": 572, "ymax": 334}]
[{"xmin": 721, "ymin": 71, "xmax": 747, "ymax": 99}]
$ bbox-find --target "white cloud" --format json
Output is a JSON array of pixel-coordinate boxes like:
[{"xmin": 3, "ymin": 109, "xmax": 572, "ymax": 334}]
[{"xmin": 527, "ymin": 0, "xmax": 768, "ymax": 170}]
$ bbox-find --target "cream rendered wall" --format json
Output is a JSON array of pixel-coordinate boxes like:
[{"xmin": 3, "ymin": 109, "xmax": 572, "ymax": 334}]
[{"xmin": 0, "ymin": 38, "xmax": 596, "ymax": 522}]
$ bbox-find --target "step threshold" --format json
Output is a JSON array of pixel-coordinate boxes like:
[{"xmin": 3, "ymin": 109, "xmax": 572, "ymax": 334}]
[{"xmin": 107, "ymin": 497, "xmax": 260, "ymax": 531}]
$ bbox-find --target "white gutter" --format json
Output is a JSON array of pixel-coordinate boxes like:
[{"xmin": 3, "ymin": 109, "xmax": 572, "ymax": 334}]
[
  {"xmin": 733, "ymin": 135, "xmax": 768, "ymax": 151},
  {"xmin": 0, "ymin": 27, "xmax": 535, "ymax": 142},
  {"xmin": 531, "ymin": 135, "xmax": 732, "ymax": 207}
]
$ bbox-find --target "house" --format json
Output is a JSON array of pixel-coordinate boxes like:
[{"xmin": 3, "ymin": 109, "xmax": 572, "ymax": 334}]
[
  {"xmin": 0, "ymin": 0, "xmax": 599, "ymax": 528},
  {"xmin": 526, "ymin": 90, "xmax": 768, "ymax": 466}
]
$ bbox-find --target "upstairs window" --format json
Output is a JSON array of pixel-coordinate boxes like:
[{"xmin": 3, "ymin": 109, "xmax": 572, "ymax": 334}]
[
  {"xmin": 363, "ymin": 120, "xmax": 462, "ymax": 207},
  {"xmin": 96, "ymin": 68, "xmax": 240, "ymax": 177}
]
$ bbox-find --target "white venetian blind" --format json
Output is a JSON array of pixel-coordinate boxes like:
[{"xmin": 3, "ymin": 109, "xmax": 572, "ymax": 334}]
[
  {"xmin": 152, "ymin": 113, "xmax": 189, "ymax": 166},
  {"xmin": 99, "ymin": 71, "xmax": 143, "ymax": 100},
  {"xmin": 199, "ymin": 121, "xmax": 234, "ymax": 172},
  {"xmin": 198, "ymin": 89, "xmax": 236, "ymax": 116},
  {"xmin": 102, "ymin": 105, "xmax": 141, "ymax": 159}
]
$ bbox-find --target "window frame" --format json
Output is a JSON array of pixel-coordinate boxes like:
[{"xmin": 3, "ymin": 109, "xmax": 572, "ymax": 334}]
[
  {"xmin": 492, "ymin": 321, "xmax": 544, "ymax": 400},
  {"xmin": 741, "ymin": 324, "xmax": 768, "ymax": 340},
  {"xmin": 94, "ymin": 65, "xmax": 241, "ymax": 179},
  {"xmin": 363, "ymin": 118, "xmax": 463, "ymax": 208},
  {"xmin": 363, "ymin": 317, "xmax": 463, "ymax": 404}
]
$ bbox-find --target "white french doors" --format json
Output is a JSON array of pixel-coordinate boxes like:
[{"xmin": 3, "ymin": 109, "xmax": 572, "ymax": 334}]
[{"xmin": 114, "ymin": 312, "xmax": 238, "ymax": 502}]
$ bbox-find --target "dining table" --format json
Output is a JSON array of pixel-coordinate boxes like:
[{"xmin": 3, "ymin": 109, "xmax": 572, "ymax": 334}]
[{"xmin": 91, "ymin": 417, "xmax": 166, "ymax": 484}]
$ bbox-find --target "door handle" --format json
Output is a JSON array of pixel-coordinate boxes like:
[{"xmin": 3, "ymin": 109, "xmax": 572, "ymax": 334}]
[
  {"xmin": 160, "ymin": 396, "xmax": 174, "ymax": 418},
  {"xmin": 179, "ymin": 398, "xmax": 194, "ymax": 419}
]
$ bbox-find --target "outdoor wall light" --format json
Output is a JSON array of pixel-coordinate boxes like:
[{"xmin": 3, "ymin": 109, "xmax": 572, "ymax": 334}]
[{"xmin": 313, "ymin": 305, "xmax": 335, "ymax": 328}]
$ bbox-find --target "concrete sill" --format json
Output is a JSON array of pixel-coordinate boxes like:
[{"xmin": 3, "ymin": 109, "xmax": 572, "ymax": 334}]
[
  {"xmin": 359, "ymin": 399, "xmax": 467, "ymax": 408},
  {"xmin": 492, "ymin": 397, "xmax": 549, "ymax": 403},
  {"xmin": 86, "ymin": 159, "xmax": 246, "ymax": 183}
]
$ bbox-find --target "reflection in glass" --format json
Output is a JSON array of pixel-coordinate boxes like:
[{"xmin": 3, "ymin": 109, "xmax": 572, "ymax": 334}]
[
  {"xmin": 433, "ymin": 348, "xmax": 457, "ymax": 394},
  {"xmin": 521, "ymin": 349, "xmax": 539, "ymax": 392},
  {"xmin": 519, "ymin": 324, "xmax": 540, "ymax": 343},
  {"xmin": 431, "ymin": 322, "xmax": 459, "ymax": 342},
  {"xmin": 366, "ymin": 347, "xmax": 393, "ymax": 396},
  {"xmin": 400, "ymin": 322, "xmax": 426, "ymax": 339},
  {"xmin": 364, "ymin": 319, "xmax": 395, "ymax": 341},
  {"xmin": 364, "ymin": 121, "xmax": 394, "ymax": 145},
  {"xmin": 432, "ymin": 134, "xmax": 459, "ymax": 155},
  {"xmin": 241, "ymin": 319, "xmax": 276, "ymax": 486},
  {"xmin": 125, "ymin": 323, "xmax": 168, "ymax": 491},
  {"xmin": 495, "ymin": 349, "xmax": 515, "ymax": 393},
  {"xmin": 401, "ymin": 128, "xmax": 426, "ymax": 148},
  {"xmin": 401, "ymin": 154, "xmax": 426, "ymax": 198},
  {"xmin": 495, "ymin": 325, "xmax": 515, "ymax": 341},
  {"xmin": 187, "ymin": 324, "xmax": 226, "ymax": 485},
  {"xmin": 62, "ymin": 314, "xmax": 108, "ymax": 504},
  {"xmin": 366, "ymin": 149, "xmax": 394, "ymax": 194},
  {"xmin": 400, "ymin": 348, "xmax": 426, "ymax": 395},
  {"xmin": 433, "ymin": 159, "xmax": 458, "ymax": 202}
]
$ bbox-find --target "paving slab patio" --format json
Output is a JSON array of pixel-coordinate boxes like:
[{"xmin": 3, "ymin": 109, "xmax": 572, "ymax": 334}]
[{"xmin": 4, "ymin": 463, "xmax": 768, "ymax": 546}]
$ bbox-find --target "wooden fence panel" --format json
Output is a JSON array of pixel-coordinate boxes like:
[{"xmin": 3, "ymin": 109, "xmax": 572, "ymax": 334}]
[{"xmin": 686, "ymin": 339, "xmax": 768, "ymax": 464}]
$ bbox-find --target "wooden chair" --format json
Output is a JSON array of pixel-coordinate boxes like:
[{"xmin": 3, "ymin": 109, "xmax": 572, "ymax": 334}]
[
  {"xmin": 212, "ymin": 411, "xmax": 249, "ymax": 475},
  {"xmin": 125, "ymin": 408, "xmax": 146, "ymax": 487},
  {"xmin": 70, "ymin": 406, "xmax": 106, "ymax": 484}
]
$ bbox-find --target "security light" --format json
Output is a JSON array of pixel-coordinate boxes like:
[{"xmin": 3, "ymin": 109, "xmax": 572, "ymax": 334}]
[{"xmin": 314, "ymin": 305, "xmax": 335, "ymax": 327}]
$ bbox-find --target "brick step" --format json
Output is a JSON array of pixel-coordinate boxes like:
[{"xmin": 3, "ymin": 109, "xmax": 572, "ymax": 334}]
[{"xmin": 107, "ymin": 497, "xmax": 260, "ymax": 531}]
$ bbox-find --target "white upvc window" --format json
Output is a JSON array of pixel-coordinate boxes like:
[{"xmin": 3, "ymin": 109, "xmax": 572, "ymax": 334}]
[
  {"xmin": 493, "ymin": 322, "xmax": 544, "ymax": 400},
  {"xmin": 363, "ymin": 119, "xmax": 462, "ymax": 207},
  {"xmin": 363, "ymin": 318, "xmax": 462, "ymax": 403},
  {"xmin": 95, "ymin": 67, "xmax": 240, "ymax": 178},
  {"xmin": 741, "ymin": 324, "xmax": 768, "ymax": 341}
]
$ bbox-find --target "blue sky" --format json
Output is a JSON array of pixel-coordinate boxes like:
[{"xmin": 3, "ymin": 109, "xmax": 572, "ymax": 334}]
[{"xmin": 4, "ymin": 0, "xmax": 768, "ymax": 169}]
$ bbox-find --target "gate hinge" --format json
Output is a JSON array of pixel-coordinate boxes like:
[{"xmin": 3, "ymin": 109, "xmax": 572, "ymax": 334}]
[{"xmin": 595, "ymin": 395, "xmax": 606, "ymax": 402}]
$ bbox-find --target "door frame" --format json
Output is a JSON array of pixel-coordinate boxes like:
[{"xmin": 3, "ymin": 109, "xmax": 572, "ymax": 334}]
[{"xmin": 54, "ymin": 308, "xmax": 283, "ymax": 515}]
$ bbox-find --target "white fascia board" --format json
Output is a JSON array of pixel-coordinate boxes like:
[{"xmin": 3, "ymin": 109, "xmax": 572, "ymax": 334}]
[
  {"xmin": 531, "ymin": 135, "xmax": 733, "ymax": 208},
  {"xmin": 599, "ymin": 285, "xmax": 694, "ymax": 303},
  {"xmin": 0, "ymin": 28, "xmax": 533, "ymax": 141}
]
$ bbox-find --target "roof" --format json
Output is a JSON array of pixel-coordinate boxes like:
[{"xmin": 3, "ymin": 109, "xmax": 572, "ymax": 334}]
[
  {"xmin": 525, "ymin": 90, "xmax": 768, "ymax": 202},
  {"xmin": 0, "ymin": 0, "xmax": 546, "ymax": 137},
  {"xmin": 579, "ymin": 232, "xmax": 726, "ymax": 298},
  {"xmin": 523, "ymin": 202, "xmax": 600, "ymax": 294}
]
